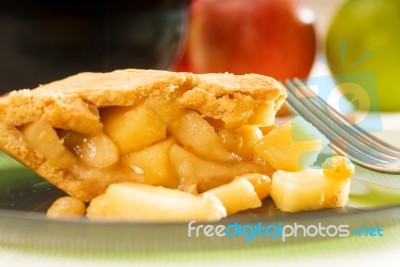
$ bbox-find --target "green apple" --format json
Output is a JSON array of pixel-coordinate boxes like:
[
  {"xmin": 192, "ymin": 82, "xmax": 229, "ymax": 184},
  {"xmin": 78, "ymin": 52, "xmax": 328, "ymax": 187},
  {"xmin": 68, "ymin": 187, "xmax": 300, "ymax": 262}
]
[{"xmin": 327, "ymin": 0, "xmax": 400, "ymax": 111}]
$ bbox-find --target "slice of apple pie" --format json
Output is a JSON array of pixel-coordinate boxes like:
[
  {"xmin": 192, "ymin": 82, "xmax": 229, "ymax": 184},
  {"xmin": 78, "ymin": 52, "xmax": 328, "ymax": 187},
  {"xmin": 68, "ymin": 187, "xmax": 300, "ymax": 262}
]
[
  {"xmin": 0, "ymin": 69, "xmax": 285, "ymax": 201},
  {"xmin": 0, "ymin": 69, "xmax": 354, "ymax": 221}
]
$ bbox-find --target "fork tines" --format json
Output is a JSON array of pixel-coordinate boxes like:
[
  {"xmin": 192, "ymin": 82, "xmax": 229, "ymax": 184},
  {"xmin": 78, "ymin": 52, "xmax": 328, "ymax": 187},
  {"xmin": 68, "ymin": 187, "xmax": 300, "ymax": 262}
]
[{"xmin": 285, "ymin": 78, "xmax": 400, "ymax": 174}]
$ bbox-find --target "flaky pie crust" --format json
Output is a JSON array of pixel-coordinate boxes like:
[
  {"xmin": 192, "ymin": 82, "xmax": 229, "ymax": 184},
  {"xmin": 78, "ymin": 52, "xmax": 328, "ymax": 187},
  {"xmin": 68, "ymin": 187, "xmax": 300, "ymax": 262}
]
[{"xmin": 0, "ymin": 69, "xmax": 286, "ymax": 201}]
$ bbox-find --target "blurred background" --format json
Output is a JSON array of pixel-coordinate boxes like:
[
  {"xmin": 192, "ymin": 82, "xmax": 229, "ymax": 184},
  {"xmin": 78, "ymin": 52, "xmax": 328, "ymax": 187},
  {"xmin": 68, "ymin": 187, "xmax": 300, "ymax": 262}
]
[
  {"xmin": 1, "ymin": 0, "xmax": 399, "ymax": 113},
  {"xmin": 303, "ymin": 0, "xmax": 345, "ymax": 50},
  {"xmin": 0, "ymin": 0, "xmax": 189, "ymax": 91},
  {"xmin": 172, "ymin": 0, "xmax": 400, "ymax": 113}
]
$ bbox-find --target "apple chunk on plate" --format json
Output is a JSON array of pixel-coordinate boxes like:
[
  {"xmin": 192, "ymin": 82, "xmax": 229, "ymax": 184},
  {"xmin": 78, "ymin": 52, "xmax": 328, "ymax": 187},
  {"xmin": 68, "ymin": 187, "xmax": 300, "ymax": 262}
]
[
  {"xmin": 253, "ymin": 116, "xmax": 329, "ymax": 171},
  {"xmin": 86, "ymin": 182, "xmax": 227, "ymax": 222},
  {"xmin": 271, "ymin": 156, "xmax": 355, "ymax": 212},
  {"xmin": 205, "ymin": 173, "xmax": 271, "ymax": 215}
]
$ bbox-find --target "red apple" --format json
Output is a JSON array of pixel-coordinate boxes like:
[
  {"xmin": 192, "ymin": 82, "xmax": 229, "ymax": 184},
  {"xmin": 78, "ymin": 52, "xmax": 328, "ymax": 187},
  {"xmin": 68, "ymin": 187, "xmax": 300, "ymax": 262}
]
[{"xmin": 173, "ymin": 0, "xmax": 316, "ymax": 81}]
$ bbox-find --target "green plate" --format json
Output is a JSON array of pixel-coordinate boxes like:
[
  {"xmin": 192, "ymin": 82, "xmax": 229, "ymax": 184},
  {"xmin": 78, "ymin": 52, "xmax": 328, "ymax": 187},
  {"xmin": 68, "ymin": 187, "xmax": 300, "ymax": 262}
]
[
  {"xmin": 1, "ymin": 132, "xmax": 400, "ymax": 260},
  {"xmin": 0, "ymin": 126, "xmax": 400, "ymax": 266}
]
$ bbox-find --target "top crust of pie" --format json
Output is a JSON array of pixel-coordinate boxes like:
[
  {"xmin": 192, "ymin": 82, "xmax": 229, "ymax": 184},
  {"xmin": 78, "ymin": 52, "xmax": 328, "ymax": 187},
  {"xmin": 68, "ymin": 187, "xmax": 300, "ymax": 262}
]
[
  {"xmin": 0, "ymin": 69, "xmax": 286, "ymax": 130},
  {"xmin": 0, "ymin": 69, "xmax": 286, "ymax": 201}
]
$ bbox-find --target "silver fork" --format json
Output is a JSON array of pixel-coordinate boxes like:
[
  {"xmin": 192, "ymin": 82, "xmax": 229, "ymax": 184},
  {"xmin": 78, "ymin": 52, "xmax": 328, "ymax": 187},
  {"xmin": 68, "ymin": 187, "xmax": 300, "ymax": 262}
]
[{"xmin": 285, "ymin": 78, "xmax": 400, "ymax": 174}]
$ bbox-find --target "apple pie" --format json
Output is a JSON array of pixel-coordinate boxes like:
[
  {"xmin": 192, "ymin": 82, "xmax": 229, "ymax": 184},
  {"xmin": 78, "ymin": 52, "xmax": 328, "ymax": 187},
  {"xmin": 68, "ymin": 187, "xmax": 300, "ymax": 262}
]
[
  {"xmin": 0, "ymin": 69, "xmax": 354, "ymax": 220},
  {"xmin": 0, "ymin": 69, "xmax": 285, "ymax": 200}
]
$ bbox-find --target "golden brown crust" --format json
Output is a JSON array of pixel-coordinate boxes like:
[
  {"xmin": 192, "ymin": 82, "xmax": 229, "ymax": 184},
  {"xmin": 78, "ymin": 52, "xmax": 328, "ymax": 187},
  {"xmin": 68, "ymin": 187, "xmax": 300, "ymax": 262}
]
[{"xmin": 0, "ymin": 69, "xmax": 286, "ymax": 201}]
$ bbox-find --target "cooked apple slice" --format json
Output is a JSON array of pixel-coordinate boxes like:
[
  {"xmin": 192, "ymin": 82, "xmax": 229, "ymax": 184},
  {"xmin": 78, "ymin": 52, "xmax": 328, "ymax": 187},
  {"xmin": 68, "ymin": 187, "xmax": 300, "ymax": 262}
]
[
  {"xmin": 253, "ymin": 116, "xmax": 329, "ymax": 171},
  {"xmin": 169, "ymin": 111, "xmax": 235, "ymax": 162},
  {"xmin": 47, "ymin": 196, "xmax": 86, "ymax": 218},
  {"xmin": 249, "ymin": 101, "xmax": 275, "ymax": 125},
  {"xmin": 20, "ymin": 118, "xmax": 76, "ymax": 168},
  {"xmin": 322, "ymin": 156, "xmax": 355, "ymax": 180},
  {"xmin": 123, "ymin": 138, "xmax": 178, "ymax": 188},
  {"xmin": 170, "ymin": 144, "xmax": 265, "ymax": 192},
  {"xmin": 217, "ymin": 128, "xmax": 243, "ymax": 155},
  {"xmin": 86, "ymin": 182, "xmax": 227, "ymax": 222},
  {"xmin": 101, "ymin": 102, "xmax": 166, "ymax": 155},
  {"xmin": 217, "ymin": 125, "xmax": 264, "ymax": 161},
  {"xmin": 237, "ymin": 173, "xmax": 272, "ymax": 200},
  {"xmin": 271, "ymin": 168, "xmax": 351, "ymax": 212},
  {"xmin": 259, "ymin": 124, "xmax": 278, "ymax": 136},
  {"xmin": 60, "ymin": 131, "xmax": 119, "ymax": 168},
  {"xmin": 235, "ymin": 125, "xmax": 264, "ymax": 160},
  {"xmin": 206, "ymin": 177, "xmax": 261, "ymax": 215}
]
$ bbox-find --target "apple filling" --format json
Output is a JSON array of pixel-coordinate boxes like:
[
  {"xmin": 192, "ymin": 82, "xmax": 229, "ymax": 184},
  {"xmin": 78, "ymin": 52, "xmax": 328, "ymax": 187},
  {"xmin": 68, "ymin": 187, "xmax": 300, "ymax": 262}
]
[
  {"xmin": 19, "ymin": 94, "xmax": 354, "ymax": 221},
  {"xmin": 19, "ymin": 93, "xmax": 276, "ymax": 199}
]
